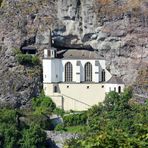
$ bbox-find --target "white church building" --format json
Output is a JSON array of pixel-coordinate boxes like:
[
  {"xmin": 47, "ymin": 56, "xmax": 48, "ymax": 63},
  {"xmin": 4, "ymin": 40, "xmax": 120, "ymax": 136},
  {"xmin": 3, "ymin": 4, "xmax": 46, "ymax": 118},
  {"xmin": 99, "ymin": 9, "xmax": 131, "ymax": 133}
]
[{"xmin": 43, "ymin": 46, "xmax": 125, "ymax": 111}]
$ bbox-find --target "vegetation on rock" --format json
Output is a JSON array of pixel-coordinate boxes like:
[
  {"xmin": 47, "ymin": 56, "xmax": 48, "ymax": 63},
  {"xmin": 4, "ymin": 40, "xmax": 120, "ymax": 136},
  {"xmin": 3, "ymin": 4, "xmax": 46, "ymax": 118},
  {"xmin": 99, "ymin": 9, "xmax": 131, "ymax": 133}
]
[
  {"xmin": 0, "ymin": 92, "xmax": 57, "ymax": 148},
  {"xmin": 0, "ymin": 109, "xmax": 46, "ymax": 148}
]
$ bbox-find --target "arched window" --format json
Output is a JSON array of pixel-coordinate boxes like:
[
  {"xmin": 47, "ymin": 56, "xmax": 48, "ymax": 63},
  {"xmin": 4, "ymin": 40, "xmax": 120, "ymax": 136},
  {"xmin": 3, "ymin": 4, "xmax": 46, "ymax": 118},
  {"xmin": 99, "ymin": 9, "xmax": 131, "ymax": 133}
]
[
  {"xmin": 118, "ymin": 86, "xmax": 121, "ymax": 93},
  {"xmin": 65, "ymin": 62, "xmax": 73, "ymax": 82},
  {"xmin": 54, "ymin": 86, "xmax": 58, "ymax": 93},
  {"xmin": 84, "ymin": 62, "xmax": 92, "ymax": 81},
  {"xmin": 101, "ymin": 69, "xmax": 105, "ymax": 82}
]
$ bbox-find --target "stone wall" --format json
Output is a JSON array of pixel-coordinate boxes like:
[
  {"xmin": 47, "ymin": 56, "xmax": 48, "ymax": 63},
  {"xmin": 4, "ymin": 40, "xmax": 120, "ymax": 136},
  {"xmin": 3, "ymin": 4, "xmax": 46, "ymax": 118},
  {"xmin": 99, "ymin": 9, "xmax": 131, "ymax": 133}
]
[{"xmin": 46, "ymin": 131, "xmax": 79, "ymax": 148}]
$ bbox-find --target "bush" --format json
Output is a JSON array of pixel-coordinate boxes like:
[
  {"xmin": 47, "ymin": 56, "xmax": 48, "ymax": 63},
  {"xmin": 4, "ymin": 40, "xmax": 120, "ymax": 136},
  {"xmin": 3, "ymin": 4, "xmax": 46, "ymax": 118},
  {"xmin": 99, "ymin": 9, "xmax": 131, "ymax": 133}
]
[
  {"xmin": 16, "ymin": 54, "xmax": 33, "ymax": 65},
  {"xmin": 55, "ymin": 123, "xmax": 66, "ymax": 132},
  {"xmin": 26, "ymin": 113, "xmax": 54, "ymax": 130},
  {"xmin": 64, "ymin": 89, "xmax": 148, "ymax": 147},
  {"xmin": 63, "ymin": 112, "xmax": 87, "ymax": 126},
  {"xmin": 32, "ymin": 55, "xmax": 40, "ymax": 65},
  {"xmin": 32, "ymin": 95, "xmax": 56, "ymax": 115},
  {"xmin": 20, "ymin": 123, "xmax": 46, "ymax": 148},
  {"xmin": 16, "ymin": 53, "xmax": 40, "ymax": 65},
  {"xmin": 54, "ymin": 108, "xmax": 65, "ymax": 117},
  {"xmin": 0, "ymin": 109, "xmax": 47, "ymax": 148}
]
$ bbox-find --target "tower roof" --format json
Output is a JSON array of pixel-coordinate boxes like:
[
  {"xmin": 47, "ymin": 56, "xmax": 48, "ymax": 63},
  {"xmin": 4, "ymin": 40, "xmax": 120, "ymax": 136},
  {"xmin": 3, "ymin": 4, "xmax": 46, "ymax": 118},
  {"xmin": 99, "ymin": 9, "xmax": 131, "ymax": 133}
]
[{"xmin": 106, "ymin": 76, "xmax": 124, "ymax": 84}]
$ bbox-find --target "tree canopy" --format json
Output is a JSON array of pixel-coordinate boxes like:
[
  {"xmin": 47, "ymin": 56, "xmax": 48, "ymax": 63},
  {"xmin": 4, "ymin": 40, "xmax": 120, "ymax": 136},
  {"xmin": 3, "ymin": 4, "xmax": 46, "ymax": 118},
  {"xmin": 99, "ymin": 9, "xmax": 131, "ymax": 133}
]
[{"xmin": 64, "ymin": 88, "xmax": 148, "ymax": 147}]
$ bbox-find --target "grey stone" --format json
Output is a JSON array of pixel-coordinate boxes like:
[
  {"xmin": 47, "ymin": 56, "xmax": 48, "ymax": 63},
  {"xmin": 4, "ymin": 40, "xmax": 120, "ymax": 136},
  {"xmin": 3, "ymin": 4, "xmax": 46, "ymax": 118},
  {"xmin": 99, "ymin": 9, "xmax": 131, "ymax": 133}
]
[
  {"xmin": 97, "ymin": 32, "xmax": 109, "ymax": 41},
  {"xmin": 46, "ymin": 131, "xmax": 79, "ymax": 148},
  {"xmin": 111, "ymin": 30, "xmax": 127, "ymax": 37}
]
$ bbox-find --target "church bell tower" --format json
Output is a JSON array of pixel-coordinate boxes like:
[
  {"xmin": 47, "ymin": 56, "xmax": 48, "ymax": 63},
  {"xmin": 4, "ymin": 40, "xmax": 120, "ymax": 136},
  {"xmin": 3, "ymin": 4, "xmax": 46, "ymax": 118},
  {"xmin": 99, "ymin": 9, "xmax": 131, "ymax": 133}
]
[{"xmin": 44, "ymin": 29, "xmax": 56, "ymax": 58}]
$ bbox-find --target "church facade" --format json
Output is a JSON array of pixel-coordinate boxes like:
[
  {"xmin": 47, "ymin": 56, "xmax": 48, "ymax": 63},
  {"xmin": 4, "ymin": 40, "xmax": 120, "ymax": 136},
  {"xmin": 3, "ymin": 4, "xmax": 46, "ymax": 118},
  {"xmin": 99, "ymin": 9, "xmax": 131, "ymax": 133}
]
[{"xmin": 43, "ymin": 47, "xmax": 125, "ymax": 111}]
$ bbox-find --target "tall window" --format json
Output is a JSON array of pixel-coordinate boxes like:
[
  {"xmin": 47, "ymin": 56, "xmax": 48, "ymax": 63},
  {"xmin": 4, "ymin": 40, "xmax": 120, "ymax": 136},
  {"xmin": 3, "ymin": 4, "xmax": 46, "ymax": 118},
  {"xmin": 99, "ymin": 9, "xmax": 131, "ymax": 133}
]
[
  {"xmin": 118, "ymin": 86, "xmax": 121, "ymax": 93},
  {"xmin": 84, "ymin": 62, "xmax": 92, "ymax": 81},
  {"xmin": 54, "ymin": 86, "xmax": 58, "ymax": 93},
  {"xmin": 65, "ymin": 62, "xmax": 73, "ymax": 82},
  {"xmin": 101, "ymin": 69, "xmax": 105, "ymax": 82}
]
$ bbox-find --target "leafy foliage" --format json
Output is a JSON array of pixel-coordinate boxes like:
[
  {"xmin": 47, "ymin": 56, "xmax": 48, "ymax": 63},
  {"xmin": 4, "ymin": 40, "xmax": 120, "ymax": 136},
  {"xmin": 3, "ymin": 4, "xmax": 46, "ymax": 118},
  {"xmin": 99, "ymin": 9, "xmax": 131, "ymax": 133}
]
[
  {"xmin": 20, "ymin": 124, "xmax": 46, "ymax": 148},
  {"xmin": 55, "ymin": 123, "xmax": 66, "ymax": 132},
  {"xmin": 64, "ymin": 88, "xmax": 148, "ymax": 147},
  {"xmin": 32, "ymin": 92, "xmax": 56, "ymax": 115},
  {"xmin": 63, "ymin": 112, "xmax": 87, "ymax": 126},
  {"xmin": 0, "ymin": 109, "xmax": 47, "ymax": 148},
  {"xmin": 0, "ymin": 91, "xmax": 57, "ymax": 147},
  {"xmin": 16, "ymin": 54, "xmax": 40, "ymax": 65},
  {"xmin": 13, "ymin": 48, "xmax": 40, "ymax": 66}
]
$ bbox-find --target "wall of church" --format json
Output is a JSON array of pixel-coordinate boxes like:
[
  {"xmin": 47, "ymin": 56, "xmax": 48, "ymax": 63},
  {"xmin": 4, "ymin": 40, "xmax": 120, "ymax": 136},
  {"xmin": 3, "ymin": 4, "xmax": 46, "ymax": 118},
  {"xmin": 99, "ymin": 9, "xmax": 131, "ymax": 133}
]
[
  {"xmin": 43, "ymin": 83, "xmax": 106, "ymax": 111},
  {"xmin": 105, "ymin": 84, "xmax": 125, "ymax": 93},
  {"xmin": 43, "ymin": 59, "xmax": 52, "ymax": 83},
  {"xmin": 43, "ymin": 59, "xmax": 112, "ymax": 83}
]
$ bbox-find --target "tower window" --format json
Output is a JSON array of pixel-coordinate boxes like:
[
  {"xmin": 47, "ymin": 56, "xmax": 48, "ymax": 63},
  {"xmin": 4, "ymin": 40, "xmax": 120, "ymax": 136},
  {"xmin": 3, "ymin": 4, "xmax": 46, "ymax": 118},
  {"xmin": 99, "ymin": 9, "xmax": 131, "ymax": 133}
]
[
  {"xmin": 84, "ymin": 62, "xmax": 92, "ymax": 81},
  {"xmin": 101, "ymin": 69, "xmax": 105, "ymax": 82},
  {"xmin": 65, "ymin": 62, "xmax": 73, "ymax": 82}
]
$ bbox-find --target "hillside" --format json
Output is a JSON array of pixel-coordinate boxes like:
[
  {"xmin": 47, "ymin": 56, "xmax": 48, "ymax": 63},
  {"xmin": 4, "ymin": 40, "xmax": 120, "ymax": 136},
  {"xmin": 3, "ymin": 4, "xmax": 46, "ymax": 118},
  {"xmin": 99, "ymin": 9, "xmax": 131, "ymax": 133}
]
[{"xmin": 0, "ymin": 0, "xmax": 147, "ymax": 108}]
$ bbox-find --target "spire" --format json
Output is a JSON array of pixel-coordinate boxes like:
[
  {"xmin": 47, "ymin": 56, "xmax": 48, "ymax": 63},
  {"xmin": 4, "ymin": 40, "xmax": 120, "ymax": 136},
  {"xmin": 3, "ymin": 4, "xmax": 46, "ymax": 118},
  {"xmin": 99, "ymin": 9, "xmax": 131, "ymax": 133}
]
[{"xmin": 49, "ymin": 28, "xmax": 52, "ymax": 48}]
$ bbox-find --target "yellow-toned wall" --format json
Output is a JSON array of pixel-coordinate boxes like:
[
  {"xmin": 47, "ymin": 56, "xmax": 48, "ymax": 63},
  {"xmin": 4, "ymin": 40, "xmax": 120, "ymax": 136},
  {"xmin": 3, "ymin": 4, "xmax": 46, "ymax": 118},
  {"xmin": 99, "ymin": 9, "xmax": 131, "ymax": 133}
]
[{"xmin": 44, "ymin": 83, "xmax": 105, "ymax": 111}]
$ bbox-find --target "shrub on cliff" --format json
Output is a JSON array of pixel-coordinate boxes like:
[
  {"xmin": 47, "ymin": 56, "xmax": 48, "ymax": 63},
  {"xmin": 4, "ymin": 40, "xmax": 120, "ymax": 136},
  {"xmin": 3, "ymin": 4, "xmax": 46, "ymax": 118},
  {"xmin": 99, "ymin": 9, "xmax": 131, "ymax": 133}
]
[
  {"xmin": 32, "ymin": 93, "xmax": 56, "ymax": 115},
  {"xmin": 16, "ymin": 54, "xmax": 40, "ymax": 65}
]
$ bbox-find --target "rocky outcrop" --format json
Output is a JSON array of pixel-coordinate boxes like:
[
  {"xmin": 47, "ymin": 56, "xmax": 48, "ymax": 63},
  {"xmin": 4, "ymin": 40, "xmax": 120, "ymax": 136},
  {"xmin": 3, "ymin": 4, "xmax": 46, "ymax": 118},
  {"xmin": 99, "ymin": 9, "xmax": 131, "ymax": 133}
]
[
  {"xmin": 46, "ymin": 131, "xmax": 79, "ymax": 148},
  {"xmin": 0, "ymin": 0, "xmax": 147, "ymax": 107}
]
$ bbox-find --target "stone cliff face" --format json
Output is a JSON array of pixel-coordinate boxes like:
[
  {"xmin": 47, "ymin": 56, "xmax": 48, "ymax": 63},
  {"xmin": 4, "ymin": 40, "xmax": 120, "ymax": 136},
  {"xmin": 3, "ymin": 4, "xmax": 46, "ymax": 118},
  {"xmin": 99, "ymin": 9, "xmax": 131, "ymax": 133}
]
[{"xmin": 0, "ymin": 0, "xmax": 148, "ymax": 107}]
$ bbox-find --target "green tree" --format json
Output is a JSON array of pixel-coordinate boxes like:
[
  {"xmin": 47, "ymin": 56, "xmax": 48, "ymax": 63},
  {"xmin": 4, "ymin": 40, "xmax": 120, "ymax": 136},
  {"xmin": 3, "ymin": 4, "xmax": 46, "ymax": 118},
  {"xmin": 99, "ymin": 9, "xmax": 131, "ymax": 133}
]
[
  {"xmin": 0, "ymin": 108, "xmax": 48, "ymax": 148},
  {"xmin": 32, "ymin": 93, "xmax": 56, "ymax": 115},
  {"xmin": 20, "ymin": 124, "xmax": 46, "ymax": 148},
  {"xmin": 65, "ymin": 88, "xmax": 148, "ymax": 147}
]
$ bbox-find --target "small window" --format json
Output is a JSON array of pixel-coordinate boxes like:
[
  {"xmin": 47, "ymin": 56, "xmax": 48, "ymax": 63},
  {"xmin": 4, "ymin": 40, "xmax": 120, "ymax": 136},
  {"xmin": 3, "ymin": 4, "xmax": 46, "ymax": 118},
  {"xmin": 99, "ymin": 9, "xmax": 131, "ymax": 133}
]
[
  {"xmin": 76, "ymin": 61, "xmax": 80, "ymax": 66},
  {"xmin": 45, "ymin": 75, "xmax": 46, "ymax": 78},
  {"xmin": 114, "ymin": 87, "xmax": 116, "ymax": 92},
  {"xmin": 101, "ymin": 69, "xmax": 105, "ymax": 82},
  {"xmin": 56, "ymin": 74, "xmax": 58, "ymax": 78},
  {"xmin": 48, "ymin": 50, "xmax": 50, "ymax": 57},
  {"xmin": 109, "ymin": 87, "xmax": 111, "ymax": 92},
  {"xmin": 102, "ymin": 85, "xmax": 104, "ymax": 88},
  {"xmin": 118, "ymin": 86, "xmax": 121, "ymax": 93},
  {"xmin": 54, "ymin": 86, "xmax": 58, "ymax": 93},
  {"xmin": 87, "ymin": 86, "xmax": 89, "ymax": 89},
  {"xmin": 67, "ymin": 86, "xmax": 69, "ymax": 88}
]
